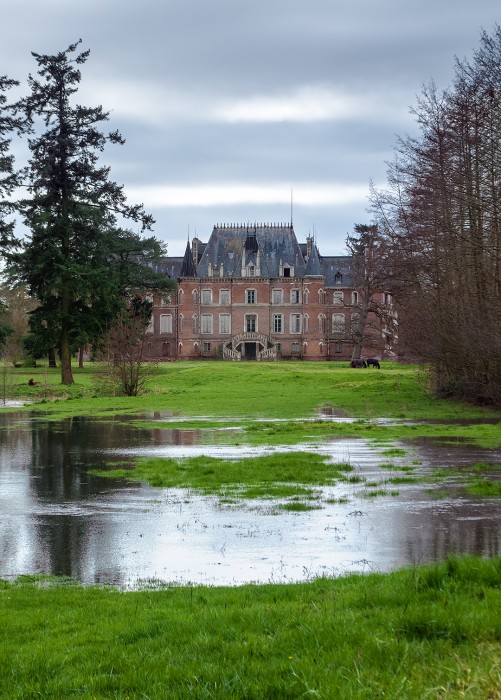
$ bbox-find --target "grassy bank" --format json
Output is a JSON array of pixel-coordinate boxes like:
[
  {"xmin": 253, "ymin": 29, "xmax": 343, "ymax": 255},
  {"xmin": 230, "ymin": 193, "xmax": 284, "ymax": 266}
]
[
  {"xmin": 1, "ymin": 556, "xmax": 500, "ymax": 699},
  {"xmin": 5, "ymin": 360, "xmax": 500, "ymax": 421}
]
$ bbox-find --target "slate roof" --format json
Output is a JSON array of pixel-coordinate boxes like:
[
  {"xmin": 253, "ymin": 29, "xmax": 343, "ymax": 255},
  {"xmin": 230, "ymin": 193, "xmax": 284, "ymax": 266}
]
[
  {"xmin": 180, "ymin": 241, "xmax": 197, "ymax": 277},
  {"xmin": 196, "ymin": 223, "xmax": 307, "ymax": 278},
  {"xmin": 320, "ymin": 255, "xmax": 355, "ymax": 287},
  {"xmin": 156, "ymin": 223, "xmax": 355, "ymax": 284},
  {"xmin": 154, "ymin": 257, "xmax": 184, "ymax": 279}
]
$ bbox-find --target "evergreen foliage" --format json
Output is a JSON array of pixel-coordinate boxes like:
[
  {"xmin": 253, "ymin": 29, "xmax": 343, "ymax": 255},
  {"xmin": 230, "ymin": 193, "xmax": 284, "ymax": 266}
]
[{"xmin": 1, "ymin": 41, "xmax": 171, "ymax": 384}]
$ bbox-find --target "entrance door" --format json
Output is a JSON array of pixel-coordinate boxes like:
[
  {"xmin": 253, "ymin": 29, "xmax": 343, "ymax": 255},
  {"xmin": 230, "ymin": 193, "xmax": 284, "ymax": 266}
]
[{"xmin": 244, "ymin": 342, "xmax": 257, "ymax": 360}]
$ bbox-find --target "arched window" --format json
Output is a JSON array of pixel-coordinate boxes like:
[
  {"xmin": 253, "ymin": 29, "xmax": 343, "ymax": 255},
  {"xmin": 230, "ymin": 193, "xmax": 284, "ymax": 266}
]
[
  {"xmin": 178, "ymin": 289, "xmax": 184, "ymax": 305},
  {"xmin": 192, "ymin": 289, "xmax": 198, "ymax": 304},
  {"xmin": 192, "ymin": 314, "xmax": 198, "ymax": 333},
  {"xmin": 179, "ymin": 314, "xmax": 184, "ymax": 333},
  {"xmin": 303, "ymin": 288, "xmax": 309, "ymax": 304}
]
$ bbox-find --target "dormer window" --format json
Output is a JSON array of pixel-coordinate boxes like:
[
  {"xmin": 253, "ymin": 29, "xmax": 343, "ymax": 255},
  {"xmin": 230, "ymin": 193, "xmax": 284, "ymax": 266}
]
[
  {"xmin": 334, "ymin": 272, "xmax": 343, "ymax": 285},
  {"xmin": 283, "ymin": 267, "xmax": 291, "ymax": 277}
]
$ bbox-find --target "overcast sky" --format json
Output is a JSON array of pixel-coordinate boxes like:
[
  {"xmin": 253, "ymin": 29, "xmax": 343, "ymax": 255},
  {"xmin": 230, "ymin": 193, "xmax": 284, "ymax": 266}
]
[{"xmin": 3, "ymin": 0, "xmax": 500, "ymax": 257}]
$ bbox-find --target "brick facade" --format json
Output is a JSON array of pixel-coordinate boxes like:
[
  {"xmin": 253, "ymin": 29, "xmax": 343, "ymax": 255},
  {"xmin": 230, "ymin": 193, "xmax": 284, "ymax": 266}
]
[{"xmin": 145, "ymin": 224, "xmax": 396, "ymax": 361}]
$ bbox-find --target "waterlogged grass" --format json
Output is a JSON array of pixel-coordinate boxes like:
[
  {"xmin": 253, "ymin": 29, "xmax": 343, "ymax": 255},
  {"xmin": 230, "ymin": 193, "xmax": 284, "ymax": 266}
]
[
  {"xmin": 1, "ymin": 556, "xmax": 499, "ymax": 699},
  {"xmin": 91, "ymin": 452, "xmax": 353, "ymax": 503},
  {"xmin": 465, "ymin": 479, "xmax": 501, "ymax": 497}
]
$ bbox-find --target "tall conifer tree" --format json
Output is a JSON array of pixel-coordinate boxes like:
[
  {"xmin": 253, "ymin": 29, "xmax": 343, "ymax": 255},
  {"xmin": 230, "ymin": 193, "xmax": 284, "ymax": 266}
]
[{"xmin": 4, "ymin": 41, "xmax": 158, "ymax": 384}]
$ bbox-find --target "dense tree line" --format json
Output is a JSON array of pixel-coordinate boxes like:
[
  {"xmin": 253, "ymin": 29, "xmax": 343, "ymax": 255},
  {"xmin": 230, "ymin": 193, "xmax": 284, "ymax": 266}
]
[
  {"xmin": 0, "ymin": 41, "xmax": 172, "ymax": 384},
  {"xmin": 372, "ymin": 26, "xmax": 501, "ymax": 405}
]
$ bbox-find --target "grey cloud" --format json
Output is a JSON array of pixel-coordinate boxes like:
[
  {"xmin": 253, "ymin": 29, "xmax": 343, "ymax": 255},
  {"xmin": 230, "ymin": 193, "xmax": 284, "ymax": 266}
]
[{"xmin": 2, "ymin": 0, "xmax": 500, "ymax": 256}]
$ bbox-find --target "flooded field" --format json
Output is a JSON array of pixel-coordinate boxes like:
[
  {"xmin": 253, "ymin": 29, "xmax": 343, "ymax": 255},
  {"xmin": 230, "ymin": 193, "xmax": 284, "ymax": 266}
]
[{"xmin": 0, "ymin": 411, "xmax": 500, "ymax": 587}]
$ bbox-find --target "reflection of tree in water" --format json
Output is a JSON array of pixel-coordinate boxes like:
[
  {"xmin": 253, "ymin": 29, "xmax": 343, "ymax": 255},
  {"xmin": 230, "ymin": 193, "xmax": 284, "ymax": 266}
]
[
  {"xmin": 1, "ymin": 411, "xmax": 500, "ymax": 585},
  {"xmin": 0, "ymin": 413, "xmax": 150, "ymax": 580},
  {"xmin": 403, "ymin": 503, "xmax": 501, "ymax": 565}
]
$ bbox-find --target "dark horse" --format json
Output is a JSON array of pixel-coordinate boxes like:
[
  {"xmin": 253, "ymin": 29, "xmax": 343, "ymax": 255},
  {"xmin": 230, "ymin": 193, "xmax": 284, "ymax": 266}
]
[
  {"xmin": 350, "ymin": 359, "xmax": 367, "ymax": 368},
  {"xmin": 366, "ymin": 357, "xmax": 380, "ymax": 369}
]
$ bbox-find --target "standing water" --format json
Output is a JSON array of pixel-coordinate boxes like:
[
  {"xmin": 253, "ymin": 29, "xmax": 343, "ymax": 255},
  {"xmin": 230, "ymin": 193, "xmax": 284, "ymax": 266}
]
[{"xmin": 0, "ymin": 412, "xmax": 500, "ymax": 587}]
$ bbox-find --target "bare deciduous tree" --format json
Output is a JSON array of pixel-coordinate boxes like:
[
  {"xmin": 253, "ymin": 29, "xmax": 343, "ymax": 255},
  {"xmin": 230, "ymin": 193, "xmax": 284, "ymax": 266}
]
[
  {"xmin": 98, "ymin": 299, "xmax": 157, "ymax": 397},
  {"xmin": 371, "ymin": 26, "xmax": 501, "ymax": 404}
]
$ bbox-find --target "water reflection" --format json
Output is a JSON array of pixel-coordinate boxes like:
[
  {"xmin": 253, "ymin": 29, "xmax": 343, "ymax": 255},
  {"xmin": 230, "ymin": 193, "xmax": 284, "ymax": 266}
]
[{"xmin": 0, "ymin": 412, "xmax": 500, "ymax": 587}]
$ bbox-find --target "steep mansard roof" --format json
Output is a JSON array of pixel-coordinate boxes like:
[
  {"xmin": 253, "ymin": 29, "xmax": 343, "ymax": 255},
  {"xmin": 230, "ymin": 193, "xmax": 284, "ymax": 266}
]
[
  {"xmin": 321, "ymin": 255, "xmax": 355, "ymax": 287},
  {"xmin": 157, "ymin": 223, "xmax": 355, "ymax": 284},
  {"xmin": 196, "ymin": 223, "xmax": 306, "ymax": 277}
]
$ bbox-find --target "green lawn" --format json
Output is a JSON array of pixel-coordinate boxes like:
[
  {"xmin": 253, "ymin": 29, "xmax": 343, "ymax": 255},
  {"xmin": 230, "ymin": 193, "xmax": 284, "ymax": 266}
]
[
  {"xmin": 2, "ymin": 360, "xmax": 501, "ymax": 698},
  {"xmin": 1, "ymin": 557, "xmax": 500, "ymax": 699},
  {"xmin": 5, "ymin": 360, "xmax": 499, "ymax": 421}
]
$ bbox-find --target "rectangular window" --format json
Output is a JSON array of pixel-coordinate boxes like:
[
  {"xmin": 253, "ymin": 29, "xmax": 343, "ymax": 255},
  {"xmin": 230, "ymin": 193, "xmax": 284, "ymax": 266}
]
[
  {"xmin": 351, "ymin": 291, "xmax": 359, "ymax": 304},
  {"xmin": 245, "ymin": 314, "xmax": 257, "ymax": 332},
  {"xmin": 272, "ymin": 288, "xmax": 283, "ymax": 304},
  {"xmin": 202, "ymin": 342, "xmax": 211, "ymax": 352},
  {"xmin": 219, "ymin": 289, "xmax": 230, "ymax": 305},
  {"xmin": 246, "ymin": 289, "xmax": 256, "ymax": 304},
  {"xmin": 332, "ymin": 313, "xmax": 345, "ymax": 334},
  {"xmin": 219, "ymin": 314, "xmax": 231, "ymax": 334},
  {"xmin": 291, "ymin": 341, "xmax": 300, "ymax": 354},
  {"xmin": 290, "ymin": 313, "xmax": 302, "ymax": 333},
  {"xmin": 333, "ymin": 291, "xmax": 343, "ymax": 306},
  {"xmin": 201, "ymin": 289, "xmax": 212, "ymax": 304},
  {"xmin": 162, "ymin": 293, "xmax": 172, "ymax": 305},
  {"xmin": 201, "ymin": 314, "xmax": 213, "ymax": 334},
  {"xmin": 272, "ymin": 314, "xmax": 283, "ymax": 333},
  {"xmin": 159, "ymin": 314, "xmax": 172, "ymax": 333},
  {"xmin": 335, "ymin": 341, "xmax": 342, "ymax": 353},
  {"xmin": 291, "ymin": 289, "xmax": 301, "ymax": 304}
]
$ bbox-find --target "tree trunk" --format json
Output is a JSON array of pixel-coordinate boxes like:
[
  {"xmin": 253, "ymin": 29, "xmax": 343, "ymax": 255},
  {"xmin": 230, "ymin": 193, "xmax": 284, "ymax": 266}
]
[
  {"xmin": 48, "ymin": 348, "xmax": 57, "ymax": 368},
  {"xmin": 60, "ymin": 287, "xmax": 74, "ymax": 385}
]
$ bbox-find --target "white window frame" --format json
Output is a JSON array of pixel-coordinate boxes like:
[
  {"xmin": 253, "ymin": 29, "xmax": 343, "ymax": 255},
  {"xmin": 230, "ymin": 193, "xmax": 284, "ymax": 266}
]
[
  {"xmin": 201, "ymin": 314, "xmax": 213, "ymax": 334},
  {"xmin": 159, "ymin": 314, "xmax": 173, "ymax": 334},
  {"xmin": 333, "ymin": 291, "xmax": 343, "ymax": 306},
  {"xmin": 290, "ymin": 313, "xmax": 302, "ymax": 333},
  {"xmin": 332, "ymin": 313, "xmax": 345, "ymax": 334},
  {"xmin": 219, "ymin": 289, "xmax": 230, "ymax": 305},
  {"xmin": 290, "ymin": 289, "xmax": 301, "ymax": 304},
  {"xmin": 272, "ymin": 314, "xmax": 283, "ymax": 333},
  {"xmin": 272, "ymin": 288, "xmax": 283, "ymax": 304},
  {"xmin": 201, "ymin": 289, "xmax": 212, "ymax": 305},
  {"xmin": 246, "ymin": 288, "xmax": 256, "ymax": 304},
  {"xmin": 245, "ymin": 314, "xmax": 257, "ymax": 332},
  {"xmin": 219, "ymin": 313, "xmax": 231, "ymax": 334}
]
